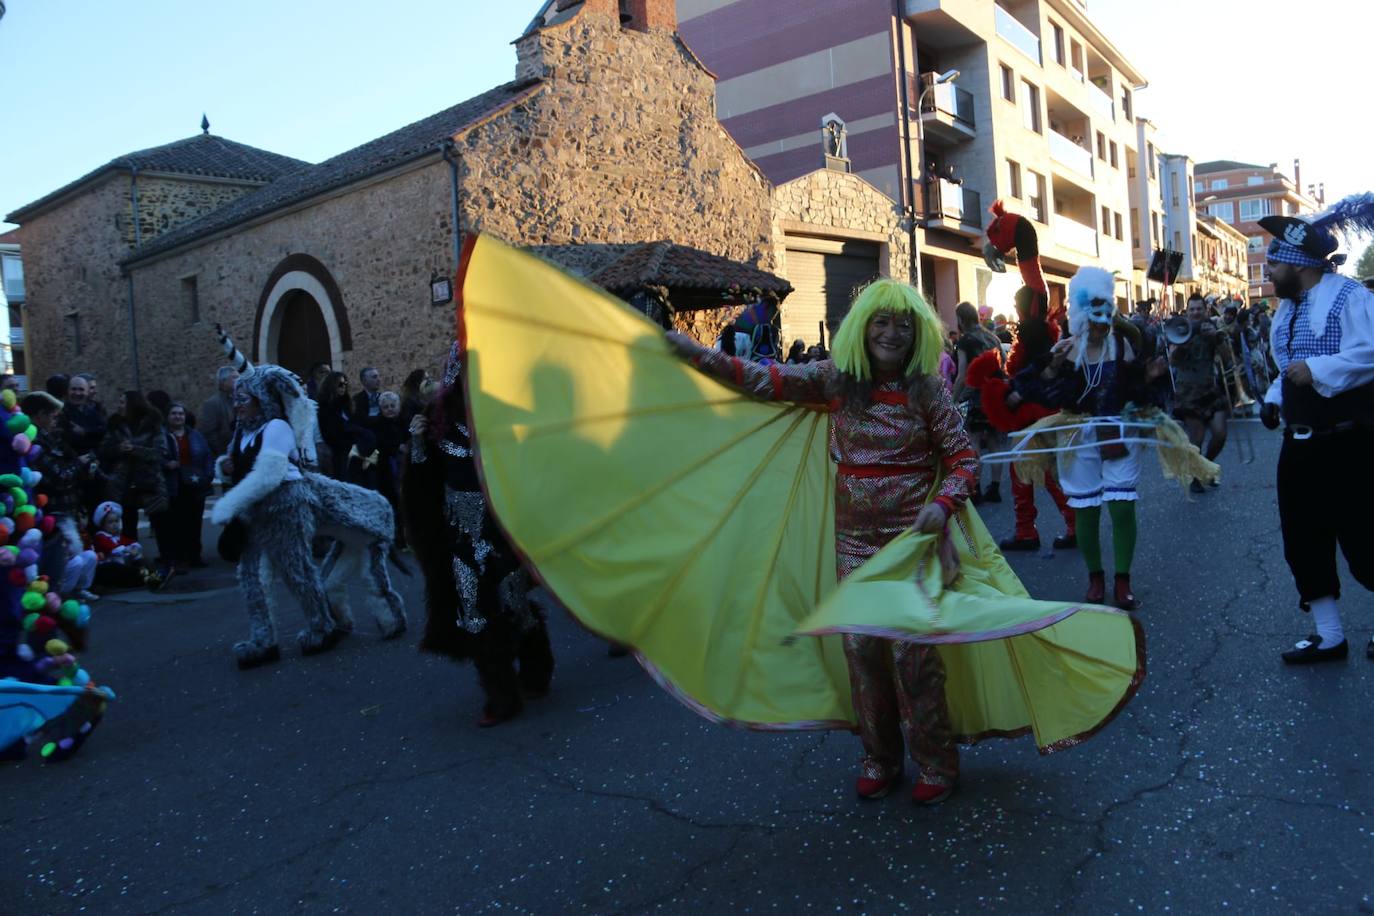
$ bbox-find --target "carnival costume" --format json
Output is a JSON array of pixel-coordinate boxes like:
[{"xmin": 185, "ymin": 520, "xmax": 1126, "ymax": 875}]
[
  {"xmin": 1006, "ymin": 267, "xmax": 1218, "ymax": 610},
  {"xmin": 975, "ymin": 201, "xmax": 1076, "ymax": 551},
  {"xmin": 209, "ymin": 339, "xmax": 406, "ymax": 669},
  {"xmin": 455, "ymin": 235, "xmax": 1145, "ymax": 800},
  {"xmin": 1255, "ymin": 194, "xmax": 1374, "ymax": 663},
  {"xmin": 402, "ymin": 343, "xmax": 553, "ymax": 726},
  {"xmin": 0, "ymin": 388, "xmax": 111, "ymax": 761}
]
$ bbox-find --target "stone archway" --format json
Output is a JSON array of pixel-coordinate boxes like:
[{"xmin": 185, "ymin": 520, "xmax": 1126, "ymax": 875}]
[
  {"xmin": 272, "ymin": 289, "xmax": 333, "ymax": 378},
  {"xmin": 254, "ymin": 254, "xmax": 351, "ymax": 374}
]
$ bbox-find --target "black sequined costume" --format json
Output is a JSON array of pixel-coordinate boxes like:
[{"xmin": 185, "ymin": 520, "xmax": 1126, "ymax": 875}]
[{"xmin": 403, "ymin": 346, "xmax": 554, "ymax": 722}]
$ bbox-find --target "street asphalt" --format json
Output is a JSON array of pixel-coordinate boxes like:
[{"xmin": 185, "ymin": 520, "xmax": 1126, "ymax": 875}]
[{"xmin": 2, "ymin": 420, "xmax": 1372, "ymax": 915}]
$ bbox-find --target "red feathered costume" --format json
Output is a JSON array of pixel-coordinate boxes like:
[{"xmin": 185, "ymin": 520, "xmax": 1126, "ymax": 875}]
[{"xmin": 971, "ymin": 201, "xmax": 1074, "ymax": 546}]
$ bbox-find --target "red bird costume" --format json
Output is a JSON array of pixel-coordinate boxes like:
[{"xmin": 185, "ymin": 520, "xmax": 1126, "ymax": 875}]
[{"xmin": 972, "ymin": 201, "xmax": 1074, "ymax": 548}]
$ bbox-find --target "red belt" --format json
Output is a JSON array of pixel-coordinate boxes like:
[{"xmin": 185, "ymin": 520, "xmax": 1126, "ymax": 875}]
[{"xmin": 836, "ymin": 463, "xmax": 927, "ymax": 479}]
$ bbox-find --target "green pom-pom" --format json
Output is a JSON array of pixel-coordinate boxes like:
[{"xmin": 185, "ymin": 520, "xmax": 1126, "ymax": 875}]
[
  {"xmin": 4, "ymin": 414, "xmax": 29, "ymax": 435},
  {"xmin": 10, "ymin": 487, "xmax": 27, "ymax": 508},
  {"xmin": 16, "ymin": 504, "xmax": 35, "ymax": 516},
  {"xmin": 21, "ymin": 611, "xmax": 39, "ymax": 630},
  {"xmin": 60, "ymin": 600, "xmax": 80, "ymax": 620},
  {"xmin": 0, "ymin": 474, "xmax": 21, "ymax": 489},
  {"xmin": 40, "ymin": 742, "xmax": 56, "ymax": 758},
  {"xmin": 20, "ymin": 592, "xmax": 45, "ymax": 611},
  {"xmin": 24, "ymin": 425, "xmax": 37, "ymax": 441},
  {"xmin": 4, "ymin": 545, "xmax": 19, "ymax": 556}
]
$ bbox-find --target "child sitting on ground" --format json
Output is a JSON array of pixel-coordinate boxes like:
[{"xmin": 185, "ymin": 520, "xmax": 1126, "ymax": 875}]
[{"xmin": 90, "ymin": 501, "xmax": 164, "ymax": 591}]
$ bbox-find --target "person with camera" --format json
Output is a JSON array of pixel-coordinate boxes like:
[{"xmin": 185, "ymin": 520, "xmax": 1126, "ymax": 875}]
[
  {"xmin": 1256, "ymin": 202, "xmax": 1374, "ymax": 664},
  {"xmin": 1170, "ymin": 292, "xmax": 1236, "ymax": 492}
]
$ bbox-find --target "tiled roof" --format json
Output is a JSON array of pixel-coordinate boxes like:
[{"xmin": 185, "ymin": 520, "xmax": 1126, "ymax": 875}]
[
  {"xmin": 124, "ymin": 79, "xmax": 543, "ymax": 266},
  {"xmin": 1194, "ymin": 160, "xmax": 1266, "ymax": 175},
  {"xmin": 590, "ymin": 241, "xmax": 792, "ymax": 299},
  {"xmin": 6, "ymin": 134, "xmax": 308, "ymax": 223}
]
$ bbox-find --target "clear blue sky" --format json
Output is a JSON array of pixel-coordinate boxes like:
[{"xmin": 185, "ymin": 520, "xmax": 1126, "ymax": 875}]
[{"xmin": 3, "ymin": 1, "xmax": 1371, "ymax": 245}]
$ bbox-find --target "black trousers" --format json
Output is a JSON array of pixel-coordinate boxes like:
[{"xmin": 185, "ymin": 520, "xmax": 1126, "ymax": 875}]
[
  {"xmin": 1277, "ymin": 427, "xmax": 1374, "ymax": 605},
  {"xmin": 167, "ymin": 490, "xmax": 207, "ymax": 565}
]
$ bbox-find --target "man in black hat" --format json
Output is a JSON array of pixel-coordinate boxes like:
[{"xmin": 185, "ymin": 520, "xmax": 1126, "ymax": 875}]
[{"xmin": 1258, "ymin": 199, "xmax": 1374, "ymax": 663}]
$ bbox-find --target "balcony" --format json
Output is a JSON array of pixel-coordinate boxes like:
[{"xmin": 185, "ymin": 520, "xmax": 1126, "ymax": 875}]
[
  {"xmin": 9, "ymin": 328, "xmax": 22, "ymax": 348},
  {"xmin": 914, "ymin": 180, "xmax": 983, "ymax": 238},
  {"xmin": 1048, "ymin": 129, "xmax": 1094, "ymax": 180},
  {"xmin": 994, "ymin": 4, "xmax": 1040, "ymax": 64},
  {"xmin": 914, "ymin": 77, "xmax": 976, "ymax": 145},
  {"xmin": 1054, "ymin": 214, "xmax": 1099, "ymax": 256},
  {"xmin": 1087, "ymin": 81, "xmax": 1114, "ymax": 120}
]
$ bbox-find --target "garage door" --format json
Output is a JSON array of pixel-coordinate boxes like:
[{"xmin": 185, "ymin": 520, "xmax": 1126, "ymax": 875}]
[{"xmin": 783, "ymin": 236, "xmax": 881, "ymax": 347}]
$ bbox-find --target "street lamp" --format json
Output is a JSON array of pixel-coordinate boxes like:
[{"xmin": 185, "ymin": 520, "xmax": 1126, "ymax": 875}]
[{"xmin": 913, "ymin": 69, "xmax": 959, "ymax": 294}]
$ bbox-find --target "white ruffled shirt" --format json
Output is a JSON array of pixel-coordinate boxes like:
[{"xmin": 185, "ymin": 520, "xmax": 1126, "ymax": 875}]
[
  {"xmin": 240, "ymin": 418, "xmax": 303, "ymax": 482},
  {"xmin": 1264, "ymin": 273, "xmax": 1374, "ymax": 406}
]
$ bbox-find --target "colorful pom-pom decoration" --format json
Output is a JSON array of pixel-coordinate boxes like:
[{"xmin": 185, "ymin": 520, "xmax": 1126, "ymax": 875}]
[
  {"xmin": 0, "ymin": 389, "xmax": 15, "ymax": 410},
  {"xmin": 32, "ymin": 616, "xmax": 56, "ymax": 636},
  {"xmin": 45, "ymin": 639, "xmax": 69, "ymax": 656},
  {"xmin": 4, "ymin": 413, "xmax": 28, "ymax": 434},
  {"xmin": 11, "ymin": 568, "xmax": 31, "ymax": 587},
  {"xmin": 39, "ymin": 516, "xmax": 55, "ymax": 535},
  {"xmin": 21, "ymin": 611, "xmax": 39, "ymax": 630},
  {"xmin": 17, "ymin": 548, "xmax": 38, "ymax": 567},
  {"xmin": 44, "ymin": 593, "xmax": 61, "ymax": 612},
  {"xmin": 60, "ymin": 599, "xmax": 80, "ymax": 620},
  {"xmin": 21, "ymin": 591, "xmax": 46, "ymax": 611},
  {"xmin": 0, "ymin": 474, "xmax": 21, "ymax": 488},
  {"xmin": 10, "ymin": 434, "xmax": 30, "ymax": 454},
  {"xmin": 15, "ymin": 643, "xmax": 34, "ymax": 662}
]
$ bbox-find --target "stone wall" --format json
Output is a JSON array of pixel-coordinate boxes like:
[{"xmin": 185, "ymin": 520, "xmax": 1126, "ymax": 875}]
[
  {"xmin": 16, "ymin": 174, "xmax": 270, "ymax": 388},
  {"xmin": 770, "ymin": 168, "xmax": 912, "ymax": 341},
  {"xmin": 123, "ymin": 163, "xmax": 457, "ymax": 403},
  {"xmin": 15, "ymin": 176, "xmax": 134, "ymax": 386},
  {"xmin": 471, "ymin": 12, "xmax": 773, "ymax": 269},
  {"xmin": 120, "ymin": 177, "xmax": 261, "ymax": 247},
  {"xmin": 122, "ymin": 5, "xmax": 777, "ymax": 400}
]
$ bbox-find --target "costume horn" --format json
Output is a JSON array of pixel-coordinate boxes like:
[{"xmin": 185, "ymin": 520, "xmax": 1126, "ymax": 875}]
[{"xmin": 215, "ymin": 323, "xmax": 253, "ymax": 374}]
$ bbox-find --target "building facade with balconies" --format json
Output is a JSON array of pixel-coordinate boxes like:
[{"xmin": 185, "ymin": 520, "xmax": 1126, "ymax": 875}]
[
  {"xmin": 0, "ymin": 231, "xmax": 21, "ymax": 387},
  {"xmin": 1193, "ymin": 160, "xmax": 1320, "ymax": 302},
  {"xmin": 681, "ymin": 0, "xmax": 1148, "ymax": 324},
  {"xmin": 1127, "ymin": 118, "xmax": 1167, "ymax": 307}
]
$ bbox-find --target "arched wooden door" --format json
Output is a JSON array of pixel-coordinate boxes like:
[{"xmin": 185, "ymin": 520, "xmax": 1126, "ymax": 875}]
[{"xmin": 273, "ymin": 289, "xmax": 332, "ymax": 378}]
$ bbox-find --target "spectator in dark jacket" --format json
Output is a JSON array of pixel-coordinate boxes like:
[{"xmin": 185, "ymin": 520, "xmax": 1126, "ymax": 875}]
[
  {"xmin": 161, "ymin": 403, "xmax": 214, "ymax": 571},
  {"xmin": 352, "ymin": 367, "xmax": 383, "ymax": 424},
  {"xmin": 100, "ymin": 391, "xmax": 172, "ymax": 571},
  {"xmin": 199, "ymin": 367, "xmax": 239, "ymax": 458},
  {"xmin": 59, "ymin": 374, "xmax": 107, "ymax": 458},
  {"xmin": 318, "ymin": 371, "xmax": 375, "ymax": 481},
  {"xmin": 26, "ymin": 392, "xmax": 100, "ymax": 601}
]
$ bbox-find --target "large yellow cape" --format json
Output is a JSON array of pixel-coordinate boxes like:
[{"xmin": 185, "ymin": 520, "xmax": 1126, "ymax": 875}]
[{"xmin": 459, "ymin": 235, "xmax": 1144, "ymax": 752}]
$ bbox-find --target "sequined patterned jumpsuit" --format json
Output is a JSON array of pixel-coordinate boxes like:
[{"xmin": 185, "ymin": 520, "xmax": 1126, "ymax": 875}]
[{"xmin": 689, "ymin": 352, "xmax": 978, "ymax": 788}]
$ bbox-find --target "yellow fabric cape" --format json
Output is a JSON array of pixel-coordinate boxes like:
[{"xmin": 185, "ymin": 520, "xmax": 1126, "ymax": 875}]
[{"xmin": 459, "ymin": 235, "xmax": 1144, "ymax": 751}]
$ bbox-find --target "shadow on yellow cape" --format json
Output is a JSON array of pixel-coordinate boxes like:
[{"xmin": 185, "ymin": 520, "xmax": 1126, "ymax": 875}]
[{"xmin": 459, "ymin": 234, "xmax": 1144, "ymax": 752}]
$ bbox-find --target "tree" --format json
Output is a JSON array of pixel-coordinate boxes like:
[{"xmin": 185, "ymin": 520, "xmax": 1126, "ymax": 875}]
[{"xmin": 1353, "ymin": 242, "xmax": 1374, "ymax": 280}]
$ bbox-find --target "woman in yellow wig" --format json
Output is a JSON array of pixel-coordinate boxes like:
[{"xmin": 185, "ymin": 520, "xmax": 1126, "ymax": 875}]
[{"xmin": 668, "ymin": 279, "xmax": 976, "ymax": 805}]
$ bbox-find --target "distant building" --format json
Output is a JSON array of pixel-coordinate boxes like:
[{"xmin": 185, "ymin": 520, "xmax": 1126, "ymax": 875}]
[
  {"xmin": 681, "ymin": 0, "xmax": 1149, "ymax": 321},
  {"xmin": 1193, "ymin": 160, "xmax": 1321, "ymax": 301},
  {"xmin": 0, "ymin": 229, "xmax": 22, "ymax": 388}
]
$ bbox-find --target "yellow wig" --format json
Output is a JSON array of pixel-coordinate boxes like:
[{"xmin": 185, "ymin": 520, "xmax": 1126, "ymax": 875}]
[{"xmin": 830, "ymin": 278, "xmax": 945, "ymax": 381}]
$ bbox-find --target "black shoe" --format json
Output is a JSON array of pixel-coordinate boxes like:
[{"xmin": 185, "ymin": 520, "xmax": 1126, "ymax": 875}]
[
  {"xmin": 971, "ymin": 485, "xmax": 984, "ymax": 506},
  {"xmin": 1189, "ymin": 479, "xmax": 1205, "ymax": 494},
  {"xmin": 1052, "ymin": 533, "xmax": 1077, "ymax": 550},
  {"xmin": 983, "ymin": 482, "xmax": 1002, "ymax": 504},
  {"xmin": 999, "ymin": 536, "xmax": 1040, "ymax": 552},
  {"xmin": 1281, "ymin": 635, "xmax": 1349, "ymax": 665}
]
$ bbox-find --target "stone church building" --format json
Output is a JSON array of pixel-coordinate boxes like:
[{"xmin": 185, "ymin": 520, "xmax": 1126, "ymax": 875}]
[{"xmin": 8, "ymin": 0, "xmax": 912, "ymax": 398}]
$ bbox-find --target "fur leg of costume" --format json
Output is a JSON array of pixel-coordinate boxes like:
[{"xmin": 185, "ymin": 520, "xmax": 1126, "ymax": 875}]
[
  {"xmin": 247, "ymin": 480, "xmax": 339, "ymax": 656},
  {"xmin": 233, "ymin": 544, "xmax": 281, "ymax": 668},
  {"xmin": 307, "ymin": 473, "xmax": 407, "ymax": 639}
]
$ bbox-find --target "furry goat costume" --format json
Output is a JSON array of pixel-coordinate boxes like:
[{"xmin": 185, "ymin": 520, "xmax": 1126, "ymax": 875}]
[
  {"xmin": 209, "ymin": 343, "xmax": 406, "ymax": 669},
  {"xmin": 402, "ymin": 342, "xmax": 553, "ymax": 724}
]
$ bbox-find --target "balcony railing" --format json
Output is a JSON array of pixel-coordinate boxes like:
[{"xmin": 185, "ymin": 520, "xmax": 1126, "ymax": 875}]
[
  {"xmin": 994, "ymin": 5, "xmax": 1040, "ymax": 64},
  {"xmin": 9, "ymin": 328, "xmax": 22, "ymax": 348},
  {"xmin": 1048, "ymin": 129, "xmax": 1093, "ymax": 179},
  {"xmin": 1087, "ymin": 81, "xmax": 1114, "ymax": 120},
  {"xmin": 914, "ymin": 180, "xmax": 982, "ymax": 229},
  {"xmin": 1054, "ymin": 214, "xmax": 1099, "ymax": 256},
  {"xmin": 919, "ymin": 80, "xmax": 976, "ymax": 128}
]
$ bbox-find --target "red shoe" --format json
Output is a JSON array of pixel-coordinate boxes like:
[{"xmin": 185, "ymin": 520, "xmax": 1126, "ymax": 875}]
[
  {"xmin": 1085, "ymin": 571, "xmax": 1106, "ymax": 604},
  {"xmin": 912, "ymin": 780, "xmax": 956, "ymax": 806},
  {"xmin": 856, "ymin": 763, "xmax": 903, "ymax": 799},
  {"xmin": 1113, "ymin": 574, "xmax": 1140, "ymax": 611}
]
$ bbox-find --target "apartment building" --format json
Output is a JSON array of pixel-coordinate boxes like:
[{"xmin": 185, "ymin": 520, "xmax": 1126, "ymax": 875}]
[
  {"xmin": 0, "ymin": 232, "xmax": 20, "ymax": 387},
  {"xmin": 1194, "ymin": 215, "xmax": 1249, "ymax": 301},
  {"xmin": 680, "ymin": 0, "xmax": 1148, "ymax": 323},
  {"xmin": 1127, "ymin": 118, "xmax": 1166, "ymax": 306},
  {"xmin": 1193, "ymin": 160, "xmax": 1320, "ymax": 301}
]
